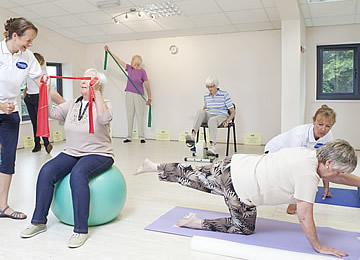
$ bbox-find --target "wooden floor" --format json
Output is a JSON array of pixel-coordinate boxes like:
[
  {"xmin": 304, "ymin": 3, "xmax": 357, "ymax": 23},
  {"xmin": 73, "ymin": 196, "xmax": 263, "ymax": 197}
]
[{"xmin": 1, "ymin": 138, "xmax": 360, "ymax": 260}]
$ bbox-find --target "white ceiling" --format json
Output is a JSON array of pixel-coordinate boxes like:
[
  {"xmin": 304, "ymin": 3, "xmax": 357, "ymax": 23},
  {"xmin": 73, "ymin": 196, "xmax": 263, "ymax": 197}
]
[{"xmin": 0, "ymin": 0, "xmax": 360, "ymax": 44}]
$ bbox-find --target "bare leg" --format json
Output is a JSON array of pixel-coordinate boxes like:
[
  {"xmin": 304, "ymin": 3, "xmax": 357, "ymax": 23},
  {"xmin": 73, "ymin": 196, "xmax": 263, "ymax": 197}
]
[
  {"xmin": 287, "ymin": 204, "xmax": 297, "ymax": 214},
  {"xmin": 135, "ymin": 158, "xmax": 159, "ymax": 175},
  {"xmin": 176, "ymin": 214, "xmax": 202, "ymax": 229},
  {"xmin": 0, "ymin": 173, "xmax": 26, "ymax": 218}
]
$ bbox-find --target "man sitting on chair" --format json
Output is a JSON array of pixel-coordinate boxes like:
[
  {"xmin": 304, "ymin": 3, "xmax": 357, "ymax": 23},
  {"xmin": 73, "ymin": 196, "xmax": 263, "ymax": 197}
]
[{"xmin": 186, "ymin": 76, "xmax": 235, "ymax": 156}]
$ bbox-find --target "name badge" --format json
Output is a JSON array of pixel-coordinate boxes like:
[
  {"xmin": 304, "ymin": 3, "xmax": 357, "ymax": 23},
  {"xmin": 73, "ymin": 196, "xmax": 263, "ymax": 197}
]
[{"xmin": 16, "ymin": 61, "xmax": 28, "ymax": 69}]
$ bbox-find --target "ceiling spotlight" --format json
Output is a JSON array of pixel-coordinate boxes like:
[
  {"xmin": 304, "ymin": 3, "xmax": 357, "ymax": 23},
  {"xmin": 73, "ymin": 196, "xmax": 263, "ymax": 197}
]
[
  {"xmin": 113, "ymin": 17, "xmax": 120, "ymax": 24},
  {"xmin": 138, "ymin": 12, "xmax": 141, "ymax": 17},
  {"xmin": 142, "ymin": 1, "xmax": 182, "ymax": 19},
  {"xmin": 125, "ymin": 13, "xmax": 128, "ymax": 19}
]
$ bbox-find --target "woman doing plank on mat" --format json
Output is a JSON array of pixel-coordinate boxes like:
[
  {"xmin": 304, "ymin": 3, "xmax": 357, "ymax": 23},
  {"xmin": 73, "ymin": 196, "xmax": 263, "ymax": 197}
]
[
  {"xmin": 136, "ymin": 140, "xmax": 360, "ymax": 258},
  {"xmin": 104, "ymin": 45, "xmax": 151, "ymax": 143},
  {"xmin": 265, "ymin": 105, "xmax": 336, "ymax": 215},
  {"xmin": 21, "ymin": 69, "xmax": 114, "ymax": 248}
]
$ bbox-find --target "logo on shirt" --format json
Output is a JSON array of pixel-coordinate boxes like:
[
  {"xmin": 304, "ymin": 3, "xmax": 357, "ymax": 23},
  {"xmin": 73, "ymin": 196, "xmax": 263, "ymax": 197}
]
[
  {"xmin": 16, "ymin": 62, "xmax": 28, "ymax": 69},
  {"xmin": 314, "ymin": 143, "xmax": 323, "ymax": 149}
]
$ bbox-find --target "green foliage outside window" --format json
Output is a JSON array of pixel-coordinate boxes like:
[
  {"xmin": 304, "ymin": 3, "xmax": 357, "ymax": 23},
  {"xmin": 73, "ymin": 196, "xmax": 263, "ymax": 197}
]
[{"xmin": 322, "ymin": 49, "xmax": 354, "ymax": 94}]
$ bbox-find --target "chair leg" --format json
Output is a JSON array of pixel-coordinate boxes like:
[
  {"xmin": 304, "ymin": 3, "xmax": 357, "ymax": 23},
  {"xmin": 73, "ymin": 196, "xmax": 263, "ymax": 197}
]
[
  {"xmin": 226, "ymin": 126, "xmax": 230, "ymax": 156},
  {"xmin": 196, "ymin": 130, "xmax": 199, "ymax": 143},
  {"xmin": 203, "ymin": 126, "xmax": 207, "ymax": 143},
  {"xmin": 233, "ymin": 124, "xmax": 237, "ymax": 153}
]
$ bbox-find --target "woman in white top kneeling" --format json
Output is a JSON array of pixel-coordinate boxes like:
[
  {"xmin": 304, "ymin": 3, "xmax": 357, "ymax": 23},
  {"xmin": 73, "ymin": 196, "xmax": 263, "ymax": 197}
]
[
  {"xmin": 265, "ymin": 104, "xmax": 336, "ymax": 214},
  {"xmin": 136, "ymin": 139, "xmax": 359, "ymax": 258}
]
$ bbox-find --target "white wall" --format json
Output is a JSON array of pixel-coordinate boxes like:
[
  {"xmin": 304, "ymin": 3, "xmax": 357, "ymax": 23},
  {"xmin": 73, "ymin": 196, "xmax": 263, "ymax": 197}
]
[
  {"xmin": 277, "ymin": 0, "xmax": 307, "ymax": 133},
  {"xmin": 281, "ymin": 19, "xmax": 303, "ymax": 132},
  {"xmin": 0, "ymin": 8, "xmax": 87, "ymax": 148},
  {"xmin": 305, "ymin": 24, "xmax": 360, "ymax": 149},
  {"xmin": 87, "ymin": 30, "xmax": 281, "ymax": 144}
]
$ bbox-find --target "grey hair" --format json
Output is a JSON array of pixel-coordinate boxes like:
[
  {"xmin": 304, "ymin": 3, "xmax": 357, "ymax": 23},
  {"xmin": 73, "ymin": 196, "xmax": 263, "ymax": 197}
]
[
  {"xmin": 84, "ymin": 68, "xmax": 106, "ymax": 93},
  {"xmin": 316, "ymin": 139, "xmax": 357, "ymax": 173},
  {"xmin": 205, "ymin": 76, "xmax": 219, "ymax": 87}
]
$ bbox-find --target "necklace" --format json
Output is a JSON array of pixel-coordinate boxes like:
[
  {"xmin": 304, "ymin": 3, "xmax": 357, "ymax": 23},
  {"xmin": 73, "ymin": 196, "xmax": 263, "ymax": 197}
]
[{"xmin": 78, "ymin": 101, "xmax": 89, "ymax": 121}]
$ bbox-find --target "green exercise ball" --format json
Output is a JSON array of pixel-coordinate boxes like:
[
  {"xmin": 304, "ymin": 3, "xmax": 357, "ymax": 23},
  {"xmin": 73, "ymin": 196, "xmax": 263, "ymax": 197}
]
[{"xmin": 51, "ymin": 165, "xmax": 127, "ymax": 226}]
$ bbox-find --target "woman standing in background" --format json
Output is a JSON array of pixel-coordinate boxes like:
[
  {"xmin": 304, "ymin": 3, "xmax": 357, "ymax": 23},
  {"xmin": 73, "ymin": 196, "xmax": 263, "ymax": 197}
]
[
  {"xmin": 24, "ymin": 53, "xmax": 53, "ymax": 153},
  {"xmin": 104, "ymin": 45, "xmax": 152, "ymax": 143}
]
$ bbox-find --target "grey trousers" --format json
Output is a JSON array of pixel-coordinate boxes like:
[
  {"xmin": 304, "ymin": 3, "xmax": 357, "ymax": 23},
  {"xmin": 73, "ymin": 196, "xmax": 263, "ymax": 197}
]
[
  {"xmin": 193, "ymin": 109, "xmax": 227, "ymax": 144},
  {"xmin": 125, "ymin": 92, "xmax": 145, "ymax": 140},
  {"xmin": 157, "ymin": 157, "xmax": 257, "ymax": 235}
]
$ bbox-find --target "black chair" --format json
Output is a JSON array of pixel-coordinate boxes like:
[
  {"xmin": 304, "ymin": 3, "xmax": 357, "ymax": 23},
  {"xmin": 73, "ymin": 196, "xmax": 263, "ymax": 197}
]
[{"xmin": 196, "ymin": 104, "xmax": 237, "ymax": 156}]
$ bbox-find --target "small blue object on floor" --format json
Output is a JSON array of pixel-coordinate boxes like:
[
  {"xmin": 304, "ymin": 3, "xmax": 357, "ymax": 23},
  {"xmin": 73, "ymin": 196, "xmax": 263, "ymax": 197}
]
[
  {"xmin": 315, "ymin": 187, "xmax": 360, "ymax": 208},
  {"xmin": 51, "ymin": 165, "xmax": 127, "ymax": 226},
  {"xmin": 145, "ymin": 206, "xmax": 360, "ymax": 259}
]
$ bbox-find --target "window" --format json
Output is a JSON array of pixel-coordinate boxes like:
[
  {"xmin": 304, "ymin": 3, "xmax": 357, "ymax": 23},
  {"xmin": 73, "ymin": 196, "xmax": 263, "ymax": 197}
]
[
  {"xmin": 21, "ymin": 62, "xmax": 63, "ymax": 121},
  {"xmin": 317, "ymin": 44, "xmax": 359, "ymax": 100}
]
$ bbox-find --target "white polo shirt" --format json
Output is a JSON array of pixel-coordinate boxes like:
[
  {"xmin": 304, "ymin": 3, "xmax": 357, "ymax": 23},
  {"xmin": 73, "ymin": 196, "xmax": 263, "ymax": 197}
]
[
  {"xmin": 264, "ymin": 124, "xmax": 333, "ymax": 153},
  {"xmin": 231, "ymin": 148, "xmax": 320, "ymax": 206},
  {"xmin": 0, "ymin": 39, "xmax": 42, "ymax": 114},
  {"xmin": 26, "ymin": 67, "xmax": 47, "ymax": 95}
]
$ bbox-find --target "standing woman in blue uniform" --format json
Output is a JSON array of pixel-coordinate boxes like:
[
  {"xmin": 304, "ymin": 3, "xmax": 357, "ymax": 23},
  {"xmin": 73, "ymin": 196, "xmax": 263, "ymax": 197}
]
[{"xmin": 0, "ymin": 18, "xmax": 62, "ymax": 220}]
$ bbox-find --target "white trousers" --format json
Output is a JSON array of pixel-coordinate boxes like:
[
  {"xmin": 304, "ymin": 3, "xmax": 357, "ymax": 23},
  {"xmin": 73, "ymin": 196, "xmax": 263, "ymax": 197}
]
[
  {"xmin": 193, "ymin": 109, "xmax": 227, "ymax": 144},
  {"xmin": 125, "ymin": 92, "xmax": 145, "ymax": 139}
]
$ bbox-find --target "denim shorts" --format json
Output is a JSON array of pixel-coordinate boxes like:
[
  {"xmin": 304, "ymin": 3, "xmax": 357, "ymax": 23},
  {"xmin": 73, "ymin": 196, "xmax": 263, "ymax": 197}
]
[{"xmin": 0, "ymin": 112, "xmax": 20, "ymax": 174}]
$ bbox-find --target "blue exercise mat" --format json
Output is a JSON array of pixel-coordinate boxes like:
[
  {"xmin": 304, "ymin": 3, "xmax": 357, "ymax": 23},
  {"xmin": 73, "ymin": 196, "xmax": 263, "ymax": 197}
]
[{"xmin": 315, "ymin": 187, "xmax": 360, "ymax": 208}]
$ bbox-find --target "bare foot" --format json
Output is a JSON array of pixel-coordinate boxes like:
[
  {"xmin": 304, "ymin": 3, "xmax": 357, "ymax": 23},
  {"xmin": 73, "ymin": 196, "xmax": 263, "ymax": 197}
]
[
  {"xmin": 286, "ymin": 204, "xmax": 297, "ymax": 214},
  {"xmin": 176, "ymin": 214, "xmax": 202, "ymax": 229},
  {"xmin": 135, "ymin": 158, "xmax": 158, "ymax": 175}
]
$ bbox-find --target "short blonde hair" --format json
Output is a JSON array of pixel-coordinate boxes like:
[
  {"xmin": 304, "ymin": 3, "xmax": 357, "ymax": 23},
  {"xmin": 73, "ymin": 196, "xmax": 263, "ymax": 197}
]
[
  {"xmin": 132, "ymin": 55, "xmax": 143, "ymax": 68},
  {"xmin": 313, "ymin": 104, "xmax": 336, "ymax": 125}
]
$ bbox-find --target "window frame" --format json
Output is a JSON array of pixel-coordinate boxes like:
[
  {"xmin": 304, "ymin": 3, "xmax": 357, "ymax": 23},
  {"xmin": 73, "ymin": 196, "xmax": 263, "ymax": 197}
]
[{"xmin": 316, "ymin": 44, "xmax": 360, "ymax": 100}]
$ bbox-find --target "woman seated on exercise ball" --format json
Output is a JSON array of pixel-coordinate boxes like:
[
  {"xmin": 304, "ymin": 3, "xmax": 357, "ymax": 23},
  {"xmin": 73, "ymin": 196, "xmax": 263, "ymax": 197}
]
[
  {"xmin": 136, "ymin": 139, "xmax": 359, "ymax": 258},
  {"xmin": 265, "ymin": 104, "xmax": 336, "ymax": 214},
  {"xmin": 21, "ymin": 68, "xmax": 114, "ymax": 248}
]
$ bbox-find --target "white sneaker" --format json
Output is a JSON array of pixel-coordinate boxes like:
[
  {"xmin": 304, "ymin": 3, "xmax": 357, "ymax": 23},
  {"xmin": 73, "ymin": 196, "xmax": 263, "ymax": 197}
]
[
  {"xmin": 207, "ymin": 146, "xmax": 216, "ymax": 156},
  {"xmin": 185, "ymin": 135, "xmax": 195, "ymax": 147},
  {"xmin": 20, "ymin": 224, "xmax": 47, "ymax": 238},
  {"xmin": 68, "ymin": 232, "xmax": 89, "ymax": 248}
]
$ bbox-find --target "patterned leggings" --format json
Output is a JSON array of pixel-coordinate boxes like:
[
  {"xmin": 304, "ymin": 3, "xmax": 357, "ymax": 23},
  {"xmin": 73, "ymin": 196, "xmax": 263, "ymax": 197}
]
[{"xmin": 157, "ymin": 157, "xmax": 257, "ymax": 235}]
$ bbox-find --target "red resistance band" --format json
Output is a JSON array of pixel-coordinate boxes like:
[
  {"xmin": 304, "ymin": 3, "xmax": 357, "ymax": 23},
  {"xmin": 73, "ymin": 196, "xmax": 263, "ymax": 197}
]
[
  {"xmin": 50, "ymin": 76, "xmax": 91, "ymax": 80},
  {"xmin": 36, "ymin": 75, "xmax": 98, "ymax": 137}
]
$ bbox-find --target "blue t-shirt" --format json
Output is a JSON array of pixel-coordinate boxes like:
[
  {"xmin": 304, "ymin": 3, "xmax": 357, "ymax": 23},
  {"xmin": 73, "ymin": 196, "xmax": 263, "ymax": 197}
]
[{"xmin": 204, "ymin": 89, "xmax": 233, "ymax": 115}]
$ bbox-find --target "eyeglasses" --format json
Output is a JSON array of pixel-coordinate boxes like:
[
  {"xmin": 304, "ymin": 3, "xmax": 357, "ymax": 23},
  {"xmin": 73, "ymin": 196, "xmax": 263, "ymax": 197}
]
[{"xmin": 206, "ymin": 85, "xmax": 216, "ymax": 89}]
